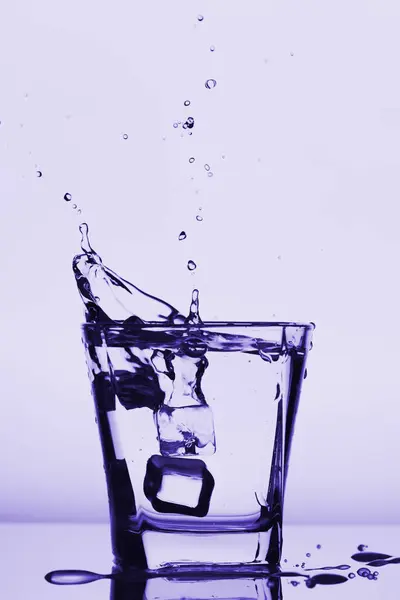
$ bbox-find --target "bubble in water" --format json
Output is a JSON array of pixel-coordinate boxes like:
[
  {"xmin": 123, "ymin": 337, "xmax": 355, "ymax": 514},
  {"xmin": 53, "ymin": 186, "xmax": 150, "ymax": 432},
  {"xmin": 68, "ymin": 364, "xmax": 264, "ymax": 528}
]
[
  {"xmin": 173, "ymin": 122, "xmax": 178, "ymax": 129},
  {"xmin": 189, "ymin": 157, "xmax": 195, "ymax": 163},
  {"xmin": 357, "ymin": 544, "xmax": 368, "ymax": 552},
  {"xmin": 187, "ymin": 260, "xmax": 197, "ymax": 271},
  {"xmin": 348, "ymin": 573, "xmax": 356, "ymax": 579},
  {"xmin": 316, "ymin": 544, "xmax": 322, "ymax": 549},
  {"xmin": 36, "ymin": 170, "xmax": 42, "ymax": 177},
  {"xmin": 208, "ymin": 171, "xmax": 213, "ymax": 177},
  {"xmin": 184, "ymin": 100, "xmax": 191, "ymax": 106},
  {"xmin": 210, "ymin": 45, "xmax": 215, "ymax": 52},
  {"xmin": 64, "ymin": 193, "xmax": 72, "ymax": 202},
  {"xmin": 179, "ymin": 231, "xmax": 187, "ymax": 241},
  {"xmin": 357, "ymin": 568, "xmax": 371, "ymax": 578},
  {"xmin": 204, "ymin": 164, "xmax": 210, "ymax": 171},
  {"xmin": 123, "ymin": 133, "xmax": 128, "ymax": 140},
  {"xmin": 197, "ymin": 14, "xmax": 204, "ymax": 22},
  {"xmin": 205, "ymin": 79, "xmax": 217, "ymax": 89},
  {"xmin": 306, "ymin": 553, "xmax": 311, "ymax": 558},
  {"xmin": 196, "ymin": 215, "xmax": 203, "ymax": 221}
]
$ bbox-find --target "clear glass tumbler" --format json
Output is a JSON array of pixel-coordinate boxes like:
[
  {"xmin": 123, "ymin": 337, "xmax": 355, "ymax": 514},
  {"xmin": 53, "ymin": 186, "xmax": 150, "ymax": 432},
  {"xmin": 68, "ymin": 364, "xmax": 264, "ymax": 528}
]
[{"xmin": 81, "ymin": 321, "xmax": 313, "ymax": 574}]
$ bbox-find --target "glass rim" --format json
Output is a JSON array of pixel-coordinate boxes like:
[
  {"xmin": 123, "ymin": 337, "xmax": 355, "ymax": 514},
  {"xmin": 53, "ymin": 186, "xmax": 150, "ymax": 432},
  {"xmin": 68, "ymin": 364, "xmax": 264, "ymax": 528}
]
[{"xmin": 81, "ymin": 320, "xmax": 315, "ymax": 330}]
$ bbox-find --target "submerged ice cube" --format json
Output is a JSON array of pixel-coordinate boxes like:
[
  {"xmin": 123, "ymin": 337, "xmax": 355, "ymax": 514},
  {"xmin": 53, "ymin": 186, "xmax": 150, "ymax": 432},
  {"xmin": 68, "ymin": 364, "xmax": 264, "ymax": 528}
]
[
  {"xmin": 143, "ymin": 455, "xmax": 215, "ymax": 517},
  {"xmin": 156, "ymin": 404, "xmax": 216, "ymax": 456}
]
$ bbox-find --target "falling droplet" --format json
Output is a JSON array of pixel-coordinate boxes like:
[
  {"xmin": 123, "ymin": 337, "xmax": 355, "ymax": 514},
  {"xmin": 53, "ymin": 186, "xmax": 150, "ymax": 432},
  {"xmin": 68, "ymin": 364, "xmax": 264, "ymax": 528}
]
[
  {"xmin": 284, "ymin": 559, "xmax": 288, "ymax": 563},
  {"xmin": 290, "ymin": 52, "xmax": 294, "ymax": 57},
  {"xmin": 306, "ymin": 553, "xmax": 311, "ymax": 558},
  {"xmin": 189, "ymin": 157, "xmax": 195, "ymax": 163},
  {"xmin": 64, "ymin": 193, "xmax": 72, "ymax": 202},
  {"xmin": 36, "ymin": 170, "xmax": 42, "ymax": 178},
  {"xmin": 348, "ymin": 573, "xmax": 356, "ymax": 579},
  {"xmin": 205, "ymin": 79, "xmax": 217, "ymax": 89},
  {"xmin": 357, "ymin": 544, "xmax": 368, "ymax": 552},
  {"xmin": 184, "ymin": 100, "xmax": 190, "ymax": 106},
  {"xmin": 357, "ymin": 568, "xmax": 371, "ymax": 578},
  {"xmin": 197, "ymin": 15, "xmax": 204, "ymax": 22},
  {"xmin": 173, "ymin": 122, "xmax": 178, "ymax": 129},
  {"xmin": 123, "ymin": 133, "xmax": 128, "ymax": 140},
  {"xmin": 187, "ymin": 260, "xmax": 197, "ymax": 271},
  {"xmin": 77, "ymin": 209, "xmax": 82, "ymax": 214},
  {"xmin": 316, "ymin": 544, "xmax": 322, "ymax": 549},
  {"xmin": 185, "ymin": 117, "xmax": 195, "ymax": 129},
  {"xmin": 210, "ymin": 45, "xmax": 215, "ymax": 52},
  {"xmin": 301, "ymin": 562, "xmax": 306, "ymax": 568},
  {"xmin": 196, "ymin": 215, "xmax": 203, "ymax": 222},
  {"xmin": 204, "ymin": 164, "xmax": 210, "ymax": 171},
  {"xmin": 178, "ymin": 231, "xmax": 187, "ymax": 241},
  {"xmin": 208, "ymin": 171, "xmax": 213, "ymax": 177},
  {"xmin": 221, "ymin": 154, "xmax": 226, "ymax": 159},
  {"xmin": 290, "ymin": 581, "xmax": 300, "ymax": 587},
  {"xmin": 73, "ymin": 204, "xmax": 77, "ymax": 209}
]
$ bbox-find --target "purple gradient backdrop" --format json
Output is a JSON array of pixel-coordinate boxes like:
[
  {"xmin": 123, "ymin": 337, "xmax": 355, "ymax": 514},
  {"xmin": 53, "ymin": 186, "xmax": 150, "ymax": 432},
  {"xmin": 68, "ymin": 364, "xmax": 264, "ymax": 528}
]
[{"xmin": 1, "ymin": 0, "xmax": 400, "ymax": 524}]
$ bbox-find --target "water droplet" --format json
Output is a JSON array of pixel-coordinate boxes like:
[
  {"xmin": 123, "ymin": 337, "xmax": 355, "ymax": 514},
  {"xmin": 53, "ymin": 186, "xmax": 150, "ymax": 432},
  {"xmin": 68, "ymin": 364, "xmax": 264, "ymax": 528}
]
[
  {"xmin": 306, "ymin": 553, "xmax": 311, "ymax": 558},
  {"xmin": 77, "ymin": 209, "xmax": 82, "ymax": 214},
  {"xmin": 184, "ymin": 100, "xmax": 190, "ymax": 106},
  {"xmin": 196, "ymin": 215, "xmax": 203, "ymax": 222},
  {"xmin": 348, "ymin": 573, "xmax": 355, "ymax": 579},
  {"xmin": 357, "ymin": 544, "xmax": 368, "ymax": 552},
  {"xmin": 179, "ymin": 231, "xmax": 187, "ymax": 241},
  {"xmin": 189, "ymin": 157, "xmax": 195, "ymax": 163},
  {"xmin": 290, "ymin": 581, "xmax": 300, "ymax": 587},
  {"xmin": 208, "ymin": 171, "xmax": 213, "ymax": 177},
  {"xmin": 64, "ymin": 193, "xmax": 72, "ymax": 202},
  {"xmin": 367, "ymin": 574, "xmax": 374, "ymax": 580},
  {"xmin": 316, "ymin": 544, "xmax": 322, "ymax": 549},
  {"xmin": 277, "ymin": 255, "xmax": 281, "ymax": 260},
  {"xmin": 222, "ymin": 154, "xmax": 226, "ymax": 159},
  {"xmin": 187, "ymin": 260, "xmax": 197, "ymax": 271},
  {"xmin": 204, "ymin": 164, "xmax": 210, "ymax": 171},
  {"xmin": 304, "ymin": 368, "xmax": 308, "ymax": 379},
  {"xmin": 283, "ymin": 559, "xmax": 288, "ymax": 563},
  {"xmin": 173, "ymin": 122, "xmax": 178, "ymax": 129},
  {"xmin": 197, "ymin": 14, "xmax": 204, "ymax": 22},
  {"xmin": 73, "ymin": 204, "xmax": 77, "ymax": 209},
  {"xmin": 301, "ymin": 562, "xmax": 306, "ymax": 568},
  {"xmin": 185, "ymin": 117, "xmax": 195, "ymax": 129},
  {"xmin": 295, "ymin": 564, "xmax": 299, "ymax": 568},
  {"xmin": 357, "ymin": 568, "xmax": 371, "ymax": 578},
  {"xmin": 123, "ymin": 133, "xmax": 128, "ymax": 140},
  {"xmin": 210, "ymin": 45, "xmax": 215, "ymax": 52},
  {"xmin": 36, "ymin": 170, "xmax": 42, "ymax": 177},
  {"xmin": 290, "ymin": 52, "xmax": 294, "ymax": 57},
  {"xmin": 205, "ymin": 79, "xmax": 217, "ymax": 89}
]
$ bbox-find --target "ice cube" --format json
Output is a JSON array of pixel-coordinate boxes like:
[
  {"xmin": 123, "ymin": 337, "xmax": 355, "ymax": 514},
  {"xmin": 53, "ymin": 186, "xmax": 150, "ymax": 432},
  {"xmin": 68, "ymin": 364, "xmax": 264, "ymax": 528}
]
[
  {"xmin": 143, "ymin": 455, "xmax": 215, "ymax": 517},
  {"xmin": 156, "ymin": 404, "xmax": 216, "ymax": 456}
]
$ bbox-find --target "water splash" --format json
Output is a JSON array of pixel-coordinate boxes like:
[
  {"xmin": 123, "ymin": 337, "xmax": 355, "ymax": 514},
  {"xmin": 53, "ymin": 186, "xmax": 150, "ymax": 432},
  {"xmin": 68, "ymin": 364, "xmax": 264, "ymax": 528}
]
[{"xmin": 185, "ymin": 289, "xmax": 202, "ymax": 325}]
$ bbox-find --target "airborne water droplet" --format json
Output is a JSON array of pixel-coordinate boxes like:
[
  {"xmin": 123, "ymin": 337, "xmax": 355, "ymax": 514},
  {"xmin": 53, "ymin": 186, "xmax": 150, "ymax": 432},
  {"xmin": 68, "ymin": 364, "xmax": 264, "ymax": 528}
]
[
  {"xmin": 306, "ymin": 553, "xmax": 311, "ymax": 558},
  {"xmin": 348, "ymin": 573, "xmax": 356, "ymax": 579},
  {"xmin": 36, "ymin": 170, "xmax": 42, "ymax": 177},
  {"xmin": 173, "ymin": 122, "xmax": 178, "ymax": 129},
  {"xmin": 197, "ymin": 15, "xmax": 204, "ymax": 22},
  {"xmin": 64, "ymin": 193, "xmax": 72, "ymax": 202},
  {"xmin": 210, "ymin": 45, "xmax": 215, "ymax": 52},
  {"xmin": 77, "ymin": 209, "xmax": 82, "ymax": 214},
  {"xmin": 189, "ymin": 157, "xmax": 195, "ymax": 163},
  {"xmin": 179, "ymin": 231, "xmax": 187, "ymax": 241},
  {"xmin": 123, "ymin": 133, "xmax": 128, "ymax": 140},
  {"xmin": 316, "ymin": 544, "xmax": 322, "ymax": 549},
  {"xmin": 208, "ymin": 171, "xmax": 213, "ymax": 177},
  {"xmin": 73, "ymin": 204, "xmax": 77, "ymax": 209},
  {"xmin": 205, "ymin": 79, "xmax": 217, "ymax": 89},
  {"xmin": 196, "ymin": 215, "xmax": 203, "ymax": 221},
  {"xmin": 187, "ymin": 260, "xmax": 197, "ymax": 271},
  {"xmin": 357, "ymin": 544, "xmax": 368, "ymax": 552},
  {"xmin": 204, "ymin": 164, "xmax": 210, "ymax": 171},
  {"xmin": 184, "ymin": 100, "xmax": 190, "ymax": 106}
]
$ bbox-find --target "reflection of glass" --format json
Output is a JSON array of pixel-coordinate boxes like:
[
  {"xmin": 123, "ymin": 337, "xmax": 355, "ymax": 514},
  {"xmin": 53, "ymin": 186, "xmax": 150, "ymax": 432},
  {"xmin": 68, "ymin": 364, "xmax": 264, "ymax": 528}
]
[
  {"xmin": 82, "ymin": 322, "xmax": 313, "ymax": 571},
  {"xmin": 109, "ymin": 570, "xmax": 283, "ymax": 600}
]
